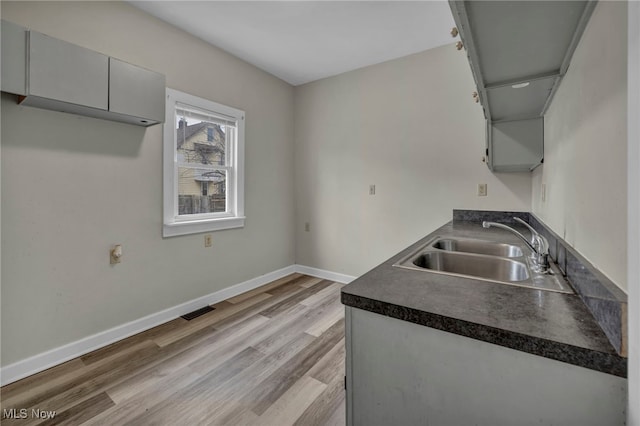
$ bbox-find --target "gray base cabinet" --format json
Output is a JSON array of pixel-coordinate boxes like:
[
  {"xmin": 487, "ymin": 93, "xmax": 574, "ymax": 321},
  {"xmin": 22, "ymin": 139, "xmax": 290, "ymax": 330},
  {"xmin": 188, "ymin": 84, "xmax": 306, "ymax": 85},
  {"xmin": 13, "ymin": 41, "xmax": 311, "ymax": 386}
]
[{"xmin": 345, "ymin": 307, "xmax": 626, "ymax": 426}]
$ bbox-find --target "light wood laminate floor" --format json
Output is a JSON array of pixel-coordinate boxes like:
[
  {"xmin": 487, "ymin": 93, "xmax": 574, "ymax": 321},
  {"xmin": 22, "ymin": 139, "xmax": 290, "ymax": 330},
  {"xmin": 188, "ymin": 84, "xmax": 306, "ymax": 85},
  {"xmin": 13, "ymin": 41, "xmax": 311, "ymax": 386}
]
[{"xmin": 0, "ymin": 274, "xmax": 346, "ymax": 426}]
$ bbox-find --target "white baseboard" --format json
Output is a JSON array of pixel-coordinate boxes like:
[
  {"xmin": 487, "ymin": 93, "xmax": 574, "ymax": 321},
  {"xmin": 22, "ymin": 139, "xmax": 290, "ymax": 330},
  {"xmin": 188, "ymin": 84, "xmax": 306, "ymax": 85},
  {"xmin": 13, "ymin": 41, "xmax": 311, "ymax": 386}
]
[
  {"xmin": 294, "ymin": 264, "xmax": 357, "ymax": 284},
  {"xmin": 0, "ymin": 264, "xmax": 356, "ymax": 386},
  {"xmin": 0, "ymin": 265, "xmax": 297, "ymax": 386}
]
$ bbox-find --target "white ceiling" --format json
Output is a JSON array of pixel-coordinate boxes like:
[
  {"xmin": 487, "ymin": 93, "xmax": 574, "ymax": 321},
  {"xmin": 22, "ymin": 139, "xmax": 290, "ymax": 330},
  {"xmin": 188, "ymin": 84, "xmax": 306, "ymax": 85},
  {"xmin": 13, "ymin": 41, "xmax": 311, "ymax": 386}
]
[{"xmin": 130, "ymin": 1, "xmax": 456, "ymax": 86}]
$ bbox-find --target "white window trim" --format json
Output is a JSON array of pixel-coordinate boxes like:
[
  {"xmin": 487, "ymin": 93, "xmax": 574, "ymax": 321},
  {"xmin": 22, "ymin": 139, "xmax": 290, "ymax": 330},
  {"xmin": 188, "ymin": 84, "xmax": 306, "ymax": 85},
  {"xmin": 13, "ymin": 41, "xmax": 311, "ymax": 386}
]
[{"xmin": 163, "ymin": 88, "xmax": 245, "ymax": 237}]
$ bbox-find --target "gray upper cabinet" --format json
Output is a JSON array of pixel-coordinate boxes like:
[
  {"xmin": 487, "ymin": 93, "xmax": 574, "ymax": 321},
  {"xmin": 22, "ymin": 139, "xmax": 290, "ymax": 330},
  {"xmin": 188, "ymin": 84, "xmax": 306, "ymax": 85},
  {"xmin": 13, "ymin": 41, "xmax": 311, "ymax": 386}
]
[
  {"xmin": 109, "ymin": 58, "xmax": 165, "ymax": 125},
  {"xmin": 449, "ymin": 1, "xmax": 596, "ymax": 172},
  {"xmin": 489, "ymin": 118, "xmax": 543, "ymax": 172},
  {"xmin": 1, "ymin": 20, "xmax": 28, "ymax": 96},
  {"xmin": 27, "ymin": 31, "xmax": 109, "ymax": 110},
  {"xmin": 0, "ymin": 20, "xmax": 165, "ymax": 127}
]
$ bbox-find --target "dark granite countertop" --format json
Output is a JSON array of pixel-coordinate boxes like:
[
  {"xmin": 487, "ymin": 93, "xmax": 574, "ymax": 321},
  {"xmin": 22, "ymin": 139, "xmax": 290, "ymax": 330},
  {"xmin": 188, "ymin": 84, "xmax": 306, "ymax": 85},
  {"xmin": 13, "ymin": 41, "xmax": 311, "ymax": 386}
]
[{"xmin": 341, "ymin": 220, "xmax": 627, "ymax": 377}]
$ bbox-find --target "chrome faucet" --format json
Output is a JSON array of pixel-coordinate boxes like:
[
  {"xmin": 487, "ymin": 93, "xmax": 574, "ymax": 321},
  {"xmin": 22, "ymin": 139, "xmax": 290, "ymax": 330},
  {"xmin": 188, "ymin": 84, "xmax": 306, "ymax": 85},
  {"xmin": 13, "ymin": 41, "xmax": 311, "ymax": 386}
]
[
  {"xmin": 513, "ymin": 217, "xmax": 549, "ymax": 260},
  {"xmin": 482, "ymin": 218, "xmax": 549, "ymax": 272}
]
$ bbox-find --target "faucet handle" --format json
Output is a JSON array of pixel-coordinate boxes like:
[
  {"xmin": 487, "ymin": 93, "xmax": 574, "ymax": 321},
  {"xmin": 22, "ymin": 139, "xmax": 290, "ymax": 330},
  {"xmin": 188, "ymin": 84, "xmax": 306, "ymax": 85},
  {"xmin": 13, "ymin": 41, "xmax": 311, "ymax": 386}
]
[
  {"xmin": 513, "ymin": 217, "xmax": 534, "ymax": 232},
  {"xmin": 513, "ymin": 217, "xmax": 538, "ymax": 244},
  {"xmin": 514, "ymin": 217, "xmax": 549, "ymax": 255}
]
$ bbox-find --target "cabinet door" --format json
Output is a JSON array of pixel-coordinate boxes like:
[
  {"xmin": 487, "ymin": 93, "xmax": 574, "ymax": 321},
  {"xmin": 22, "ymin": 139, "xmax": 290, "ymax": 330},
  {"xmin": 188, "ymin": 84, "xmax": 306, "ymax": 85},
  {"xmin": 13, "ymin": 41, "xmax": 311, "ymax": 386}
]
[
  {"xmin": 28, "ymin": 31, "xmax": 108, "ymax": 110},
  {"xmin": 109, "ymin": 58, "xmax": 165, "ymax": 124},
  {"xmin": 490, "ymin": 118, "xmax": 543, "ymax": 172},
  {"xmin": 1, "ymin": 20, "xmax": 27, "ymax": 95}
]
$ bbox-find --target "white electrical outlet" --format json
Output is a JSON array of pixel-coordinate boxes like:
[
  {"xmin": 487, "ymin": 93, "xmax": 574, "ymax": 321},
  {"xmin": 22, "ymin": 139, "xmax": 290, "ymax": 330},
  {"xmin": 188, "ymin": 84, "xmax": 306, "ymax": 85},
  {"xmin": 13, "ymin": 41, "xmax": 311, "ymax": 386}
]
[
  {"xmin": 369, "ymin": 184, "xmax": 376, "ymax": 195},
  {"xmin": 477, "ymin": 183, "xmax": 487, "ymax": 197},
  {"xmin": 204, "ymin": 235, "xmax": 212, "ymax": 247}
]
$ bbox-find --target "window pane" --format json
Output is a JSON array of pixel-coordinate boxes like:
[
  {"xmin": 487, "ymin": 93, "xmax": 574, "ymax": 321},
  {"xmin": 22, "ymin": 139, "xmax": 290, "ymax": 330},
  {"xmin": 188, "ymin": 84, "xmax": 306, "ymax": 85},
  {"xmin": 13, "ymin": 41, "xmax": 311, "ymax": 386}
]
[
  {"xmin": 178, "ymin": 168, "xmax": 227, "ymax": 215},
  {"xmin": 176, "ymin": 109, "xmax": 228, "ymax": 167},
  {"xmin": 176, "ymin": 102, "xmax": 237, "ymax": 127}
]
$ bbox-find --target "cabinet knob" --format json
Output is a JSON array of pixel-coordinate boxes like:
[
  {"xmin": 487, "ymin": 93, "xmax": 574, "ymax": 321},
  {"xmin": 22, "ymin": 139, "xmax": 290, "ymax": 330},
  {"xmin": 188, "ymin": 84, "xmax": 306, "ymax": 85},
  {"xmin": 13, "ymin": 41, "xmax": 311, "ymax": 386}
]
[
  {"xmin": 472, "ymin": 91, "xmax": 479, "ymax": 103},
  {"xmin": 456, "ymin": 41, "xmax": 464, "ymax": 51},
  {"xmin": 451, "ymin": 27, "xmax": 459, "ymax": 37}
]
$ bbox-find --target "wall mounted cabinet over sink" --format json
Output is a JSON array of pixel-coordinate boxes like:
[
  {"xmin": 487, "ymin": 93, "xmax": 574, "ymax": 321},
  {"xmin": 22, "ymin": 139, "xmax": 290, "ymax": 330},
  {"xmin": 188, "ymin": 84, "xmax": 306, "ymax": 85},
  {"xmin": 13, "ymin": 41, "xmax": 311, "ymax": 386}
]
[
  {"xmin": 449, "ymin": 1, "xmax": 596, "ymax": 172},
  {"xmin": 1, "ymin": 20, "xmax": 165, "ymax": 127}
]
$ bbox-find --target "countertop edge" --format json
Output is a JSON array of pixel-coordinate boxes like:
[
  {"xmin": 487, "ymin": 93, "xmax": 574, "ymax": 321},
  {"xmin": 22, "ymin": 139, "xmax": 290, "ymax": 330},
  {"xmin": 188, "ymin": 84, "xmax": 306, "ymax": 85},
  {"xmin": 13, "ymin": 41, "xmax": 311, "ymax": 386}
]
[{"xmin": 342, "ymin": 286, "xmax": 627, "ymax": 378}]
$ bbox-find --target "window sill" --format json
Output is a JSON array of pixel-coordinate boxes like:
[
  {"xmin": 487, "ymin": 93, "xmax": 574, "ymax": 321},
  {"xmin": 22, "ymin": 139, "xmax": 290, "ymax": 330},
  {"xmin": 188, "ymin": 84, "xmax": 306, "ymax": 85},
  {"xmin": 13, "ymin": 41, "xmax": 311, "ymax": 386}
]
[{"xmin": 163, "ymin": 216, "xmax": 245, "ymax": 237}]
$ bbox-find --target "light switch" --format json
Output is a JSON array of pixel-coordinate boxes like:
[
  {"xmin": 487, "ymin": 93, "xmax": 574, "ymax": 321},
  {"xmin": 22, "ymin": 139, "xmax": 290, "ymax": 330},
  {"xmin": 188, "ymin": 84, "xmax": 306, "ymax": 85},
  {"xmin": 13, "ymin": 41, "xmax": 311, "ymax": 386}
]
[{"xmin": 477, "ymin": 183, "xmax": 487, "ymax": 197}]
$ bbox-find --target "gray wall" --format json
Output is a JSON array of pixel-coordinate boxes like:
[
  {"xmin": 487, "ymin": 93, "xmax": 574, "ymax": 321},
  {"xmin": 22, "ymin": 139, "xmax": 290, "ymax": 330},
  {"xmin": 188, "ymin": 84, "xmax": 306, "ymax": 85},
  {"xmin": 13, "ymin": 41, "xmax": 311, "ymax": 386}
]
[
  {"xmin": 0, "ymin": 1, "xmax": 295, "ymax": 366},
  {"xmin": 293, "ymin": 45, "xmax": 532, "ymax": 277},
  {"xmin": 531, "ymin": 1, "xmax": 628, "ymax": 290}
]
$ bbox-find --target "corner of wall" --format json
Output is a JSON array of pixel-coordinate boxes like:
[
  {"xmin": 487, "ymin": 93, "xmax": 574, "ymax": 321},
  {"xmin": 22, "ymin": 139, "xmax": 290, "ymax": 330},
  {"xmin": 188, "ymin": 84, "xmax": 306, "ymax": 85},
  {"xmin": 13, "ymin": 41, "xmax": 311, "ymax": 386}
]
[
  {"xmin": 534, "ymin": 1, "xmax": 628, "ymax": 291},
  {"xmin": 626, "ymin": 1, "xmax": 639, "ymax": 424}
]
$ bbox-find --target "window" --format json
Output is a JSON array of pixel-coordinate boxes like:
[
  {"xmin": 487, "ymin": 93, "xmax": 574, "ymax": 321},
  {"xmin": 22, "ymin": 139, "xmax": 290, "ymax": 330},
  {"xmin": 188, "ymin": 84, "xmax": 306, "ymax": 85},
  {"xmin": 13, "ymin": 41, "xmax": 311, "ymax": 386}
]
[{"xmin": 163, "ymin": 88, "xmax": 245, "ymax": 237}]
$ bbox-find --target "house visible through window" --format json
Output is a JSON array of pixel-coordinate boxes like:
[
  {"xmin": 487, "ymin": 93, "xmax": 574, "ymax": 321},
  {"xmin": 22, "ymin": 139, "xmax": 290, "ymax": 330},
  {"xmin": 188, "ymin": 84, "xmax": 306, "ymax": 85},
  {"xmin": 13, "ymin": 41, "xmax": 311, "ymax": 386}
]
[{"xmin": 163, "ymin": 89, "xmax": 245, "ymax": 237}]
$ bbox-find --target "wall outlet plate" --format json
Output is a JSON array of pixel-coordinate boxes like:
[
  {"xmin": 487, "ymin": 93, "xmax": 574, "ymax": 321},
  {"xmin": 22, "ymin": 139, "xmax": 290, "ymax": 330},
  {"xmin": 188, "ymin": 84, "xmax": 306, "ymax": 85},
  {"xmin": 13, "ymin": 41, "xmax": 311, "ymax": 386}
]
[
  {"xmin": 204, "ymin": 235, "xmax": 212, "ymax": 247},
  {"xmin": 110, "ymin": 245, "xmax": 122, "ymax": 265},
  {"xmin": 477, "ymin": 183, "xmax": 487, "ymax": 196}
]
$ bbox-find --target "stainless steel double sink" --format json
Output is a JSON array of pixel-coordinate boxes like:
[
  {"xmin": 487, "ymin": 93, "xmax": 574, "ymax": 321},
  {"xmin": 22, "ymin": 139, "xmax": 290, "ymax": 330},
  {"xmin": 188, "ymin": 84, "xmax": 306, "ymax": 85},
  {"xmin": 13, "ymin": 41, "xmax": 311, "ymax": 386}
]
[{"xmin": 393, "ymin": 236, "xmax": 573, "ymax": 293}]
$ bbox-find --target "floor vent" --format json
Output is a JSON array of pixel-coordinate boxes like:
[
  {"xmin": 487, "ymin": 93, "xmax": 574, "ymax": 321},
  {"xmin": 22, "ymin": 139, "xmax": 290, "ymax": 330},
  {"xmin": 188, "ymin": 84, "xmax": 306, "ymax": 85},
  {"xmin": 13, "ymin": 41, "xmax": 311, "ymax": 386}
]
[{"xmin": 181, "ymin": 306, "xmax": 215, "ymax": 321}]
